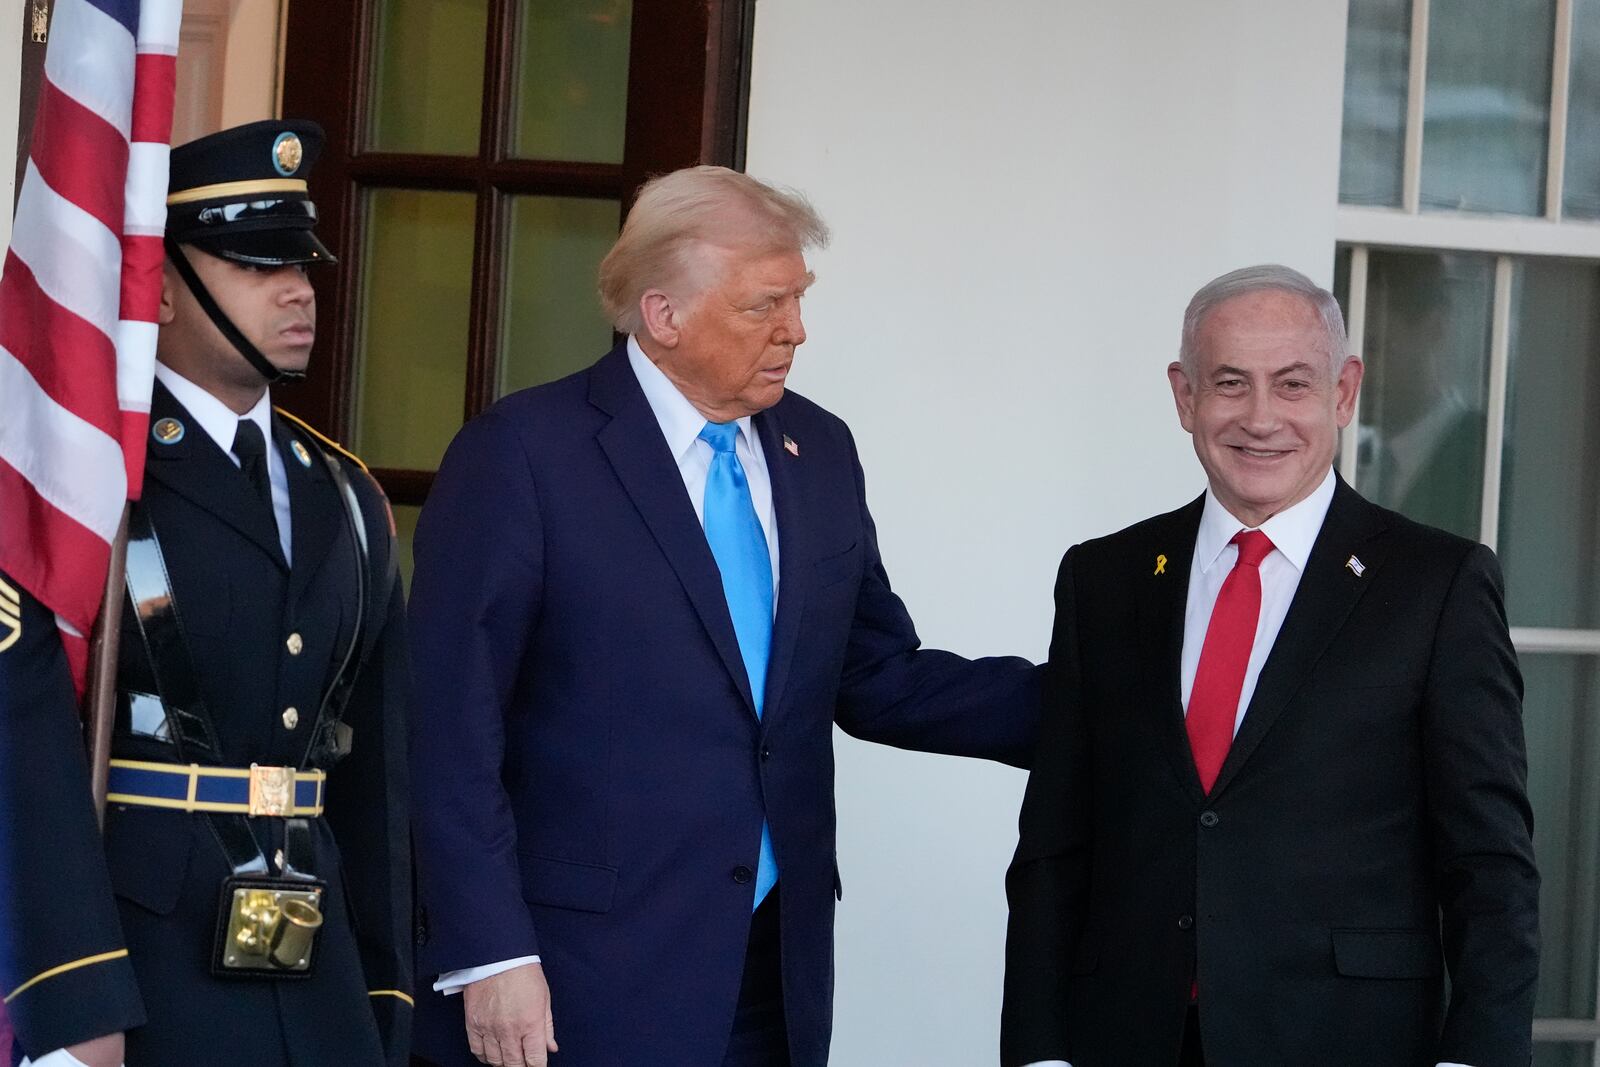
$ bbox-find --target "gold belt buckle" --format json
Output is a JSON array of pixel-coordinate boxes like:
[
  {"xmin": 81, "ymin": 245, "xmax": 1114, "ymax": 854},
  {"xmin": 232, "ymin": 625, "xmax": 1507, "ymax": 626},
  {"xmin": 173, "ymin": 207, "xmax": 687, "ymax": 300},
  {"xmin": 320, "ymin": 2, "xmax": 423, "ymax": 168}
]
[{"xmin": 247, "ymin": 764, "xmax": 297, "ymax": 817}]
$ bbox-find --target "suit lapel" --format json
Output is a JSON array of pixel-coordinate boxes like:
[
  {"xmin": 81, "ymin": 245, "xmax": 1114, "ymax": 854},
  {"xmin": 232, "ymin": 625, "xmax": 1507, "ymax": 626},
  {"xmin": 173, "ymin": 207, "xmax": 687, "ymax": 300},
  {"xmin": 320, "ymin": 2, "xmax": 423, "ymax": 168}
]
[
  {"xmin": 590, "ymin": 346, "xmax": 758, "ymax": 714},
  {"xmin": 1209, "ymin": 478, "xmax": 1393, "ymax": 797},
  {"xmin": 143, "ymin": 383, "xmax": 287, "ymax": 570},
  {"xmin": 1139, "ymin": 495, "xmax": 1209, "ymax": 805},
  {"xmin": 753, "ymin": 404, "xmax": 806, "ymax": 723},
  {"xmin": 274, "ymin": 415, "xmax": 341, "ymax": 606}
]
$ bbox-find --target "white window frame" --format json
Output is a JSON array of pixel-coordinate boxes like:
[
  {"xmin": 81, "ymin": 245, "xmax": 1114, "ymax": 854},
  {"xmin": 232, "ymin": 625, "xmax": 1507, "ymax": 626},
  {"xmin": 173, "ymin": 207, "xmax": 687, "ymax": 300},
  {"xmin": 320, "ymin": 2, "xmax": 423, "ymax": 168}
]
[{"xmin": 1338, "ymin": 0, "xmax": 1600, "ymax": 1052}]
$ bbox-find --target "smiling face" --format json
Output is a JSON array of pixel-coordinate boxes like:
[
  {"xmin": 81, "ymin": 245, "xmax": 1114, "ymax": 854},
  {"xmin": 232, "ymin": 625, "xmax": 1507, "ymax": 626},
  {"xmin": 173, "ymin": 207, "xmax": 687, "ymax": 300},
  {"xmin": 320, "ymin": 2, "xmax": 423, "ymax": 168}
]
[
  {"xmin": 641, "ymin": 241, "xmax": 813, "ymax": 422},
  {"xmin": 1168, "ymin": 288, "xmax": 1362, "ymax": 527}
]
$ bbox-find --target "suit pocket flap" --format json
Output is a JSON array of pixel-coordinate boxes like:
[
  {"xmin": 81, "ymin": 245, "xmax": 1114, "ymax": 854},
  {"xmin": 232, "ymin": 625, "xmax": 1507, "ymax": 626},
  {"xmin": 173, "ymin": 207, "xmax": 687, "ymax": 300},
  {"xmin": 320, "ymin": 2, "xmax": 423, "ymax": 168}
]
[
  {"xmin": 1331, "ymin": 928, "xmax": 1441, "ymax": 978},
  {"xmin": 105, "ymin": 807, "xmax": 195, "ymax": 916},
  {"xmin": 814, "ymin": 542, "xmax": 861, "ymax": 589},
  {"xmin": 520, "ymin": 854, "xmax": 618, "ymax": 914}
]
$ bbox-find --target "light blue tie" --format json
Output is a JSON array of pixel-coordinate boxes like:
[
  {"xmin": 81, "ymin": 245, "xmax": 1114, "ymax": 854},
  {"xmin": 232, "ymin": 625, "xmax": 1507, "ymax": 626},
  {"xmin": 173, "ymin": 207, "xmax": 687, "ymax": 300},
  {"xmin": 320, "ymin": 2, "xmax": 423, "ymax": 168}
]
[{"xmin": 698, "ymin": 421, "xmax": 778, "ymax": 909}]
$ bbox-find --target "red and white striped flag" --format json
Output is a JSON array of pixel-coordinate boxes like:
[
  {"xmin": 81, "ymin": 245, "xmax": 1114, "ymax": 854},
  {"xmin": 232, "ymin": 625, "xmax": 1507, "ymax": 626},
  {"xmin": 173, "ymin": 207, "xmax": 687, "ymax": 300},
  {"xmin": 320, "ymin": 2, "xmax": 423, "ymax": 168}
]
[{"xmin": 0, "ymin": 0, "xmax": 183, "ymax": 693}]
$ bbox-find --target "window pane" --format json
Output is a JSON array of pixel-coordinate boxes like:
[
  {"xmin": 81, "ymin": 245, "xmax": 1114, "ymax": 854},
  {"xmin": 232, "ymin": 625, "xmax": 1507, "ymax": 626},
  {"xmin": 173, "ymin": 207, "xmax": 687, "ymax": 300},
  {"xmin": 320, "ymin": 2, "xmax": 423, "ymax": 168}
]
[
  {"xmin": 1354, "ymin": 251, "xmax": 1494, "ymax": 539},
  {"xmin": 393, "ymin": 503, "xmax": 421, "ymax": 589},
  {"xmin": 1340, "ymin": 0, "xmax": 1412, "ymax": 207},
  {"xmin": 1499, "ymin": 259, "xmax": 1600, "ymax": 629},
  {"xmin": 354, "ymin": 189, "xmax": 475, "ymax": 470},
  {"xmin": 1534, "ymin": 1044, "xmax": 1595, "ymax": 1067},
  {"xmin": 1524, "ymin": 653, "xmax": 1600, "ymax": 1019},
  {"xmin": 498, "ymin": 195, "xmax": 619, "ymax": 396},
  {"xmin": 370, "ymin": 0, "xmax": 488, "ymax": 154},
  {"xmin": 1421, "ymin": 0, "xmax": 1554, "ymax": 215},
  {"xmin": 1565, "ymin": 0, "xmax": 1600, "ymax": 219},
  {"xmin": 511, "ymin": 0, "xmax": 632, "ymax": 163}
]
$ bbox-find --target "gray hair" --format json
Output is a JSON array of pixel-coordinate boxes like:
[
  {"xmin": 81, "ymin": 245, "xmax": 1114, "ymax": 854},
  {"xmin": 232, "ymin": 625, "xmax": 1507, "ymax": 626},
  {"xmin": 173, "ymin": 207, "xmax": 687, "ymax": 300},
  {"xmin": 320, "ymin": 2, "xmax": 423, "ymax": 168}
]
[
  {"xmin": 1178, "ymin": 264, "xmax": 1349, "ymax": 379},
  {"xmin": 598, "ymin": 166, "xmax": 830, "ymax": 335}
]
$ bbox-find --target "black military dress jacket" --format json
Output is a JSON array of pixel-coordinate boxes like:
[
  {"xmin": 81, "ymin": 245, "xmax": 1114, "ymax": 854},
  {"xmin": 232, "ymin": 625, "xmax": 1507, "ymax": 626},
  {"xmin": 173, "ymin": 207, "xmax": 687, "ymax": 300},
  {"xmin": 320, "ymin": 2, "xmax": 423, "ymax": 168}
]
[{"xmin": 0, "ymin": 381, "xmax": 412, "ymax": 1066}]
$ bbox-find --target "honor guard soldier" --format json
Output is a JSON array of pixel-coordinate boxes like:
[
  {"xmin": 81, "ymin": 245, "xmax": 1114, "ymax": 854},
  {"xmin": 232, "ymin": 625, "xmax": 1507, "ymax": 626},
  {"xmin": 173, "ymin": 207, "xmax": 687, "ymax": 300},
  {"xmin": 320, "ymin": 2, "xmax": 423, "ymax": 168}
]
[{"xmin": 0, "ymin": 121, "xmax": 412, "ymax": 1067}]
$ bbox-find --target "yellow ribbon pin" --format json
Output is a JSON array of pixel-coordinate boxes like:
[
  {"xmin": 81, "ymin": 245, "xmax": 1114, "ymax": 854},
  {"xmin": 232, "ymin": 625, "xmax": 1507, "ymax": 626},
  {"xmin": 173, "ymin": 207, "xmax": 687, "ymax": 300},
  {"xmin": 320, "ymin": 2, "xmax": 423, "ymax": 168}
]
[{"xmin": 1154, "ymin": 554, "xmax": 1167, "ymax": 576}]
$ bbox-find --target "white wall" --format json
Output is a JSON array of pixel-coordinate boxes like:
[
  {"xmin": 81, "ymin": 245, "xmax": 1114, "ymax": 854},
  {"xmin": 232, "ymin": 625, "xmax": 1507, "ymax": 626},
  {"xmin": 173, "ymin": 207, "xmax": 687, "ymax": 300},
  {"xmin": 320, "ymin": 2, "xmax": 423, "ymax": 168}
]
[
  {"xmin": 1, "ymin": 0, "xmax": 24, "ymax": 252},
  {"xmin": 745, "ymin": 2, "xmax": 1349, "ymax": 1061}
]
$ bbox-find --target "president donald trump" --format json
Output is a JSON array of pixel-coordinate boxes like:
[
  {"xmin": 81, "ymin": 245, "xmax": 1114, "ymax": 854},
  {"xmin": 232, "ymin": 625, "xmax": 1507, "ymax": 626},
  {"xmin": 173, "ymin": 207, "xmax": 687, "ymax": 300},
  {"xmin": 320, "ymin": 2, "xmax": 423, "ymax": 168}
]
[
  {"xmin": 1001, "ymin": 265, "xmax": 1538, "ymax": 1067},
  {"xmin": 408, "ymin": 167, "xmax": 1040, "ymax": 1066}
]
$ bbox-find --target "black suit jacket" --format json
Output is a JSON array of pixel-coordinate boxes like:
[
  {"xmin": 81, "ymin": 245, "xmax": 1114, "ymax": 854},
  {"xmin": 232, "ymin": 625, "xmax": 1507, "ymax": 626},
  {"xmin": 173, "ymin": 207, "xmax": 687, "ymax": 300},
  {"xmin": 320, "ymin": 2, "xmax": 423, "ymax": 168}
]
[
  {"xmin": 1002, "ymin": 479, "xmax": 1538, "ymax": 1067},
  {"xmin": 0, "ymin": 383, "xmax": 412, "ymax": 1065}
]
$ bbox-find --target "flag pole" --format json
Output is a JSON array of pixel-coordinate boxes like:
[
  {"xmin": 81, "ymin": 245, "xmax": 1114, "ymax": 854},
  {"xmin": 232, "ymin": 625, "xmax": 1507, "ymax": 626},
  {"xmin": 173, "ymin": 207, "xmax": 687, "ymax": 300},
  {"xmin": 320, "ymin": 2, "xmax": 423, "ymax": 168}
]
[{"xmin": 83, "ymin": 503, "xmax": 132, "ymax": 826}]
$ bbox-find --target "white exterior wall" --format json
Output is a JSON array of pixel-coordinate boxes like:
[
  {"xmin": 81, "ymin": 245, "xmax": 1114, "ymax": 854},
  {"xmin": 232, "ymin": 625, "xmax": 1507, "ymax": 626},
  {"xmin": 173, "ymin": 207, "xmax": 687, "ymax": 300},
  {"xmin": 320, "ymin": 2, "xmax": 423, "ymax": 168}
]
[
  {"xmin": 745, "ymin": 3, "xmax": 1350, "ymax": 1062},
  {"xmin": 1, "ymin": 0, "xmax": 25, "ymax": 252}
]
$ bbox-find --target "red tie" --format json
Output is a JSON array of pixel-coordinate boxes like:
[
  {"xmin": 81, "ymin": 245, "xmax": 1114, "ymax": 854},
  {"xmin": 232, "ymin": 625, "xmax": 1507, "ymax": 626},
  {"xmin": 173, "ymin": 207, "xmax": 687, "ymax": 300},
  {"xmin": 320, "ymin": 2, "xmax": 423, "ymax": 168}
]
[{"xmin": 1186, "ymin": 529, "xmax": 1275, "ymax": 794}]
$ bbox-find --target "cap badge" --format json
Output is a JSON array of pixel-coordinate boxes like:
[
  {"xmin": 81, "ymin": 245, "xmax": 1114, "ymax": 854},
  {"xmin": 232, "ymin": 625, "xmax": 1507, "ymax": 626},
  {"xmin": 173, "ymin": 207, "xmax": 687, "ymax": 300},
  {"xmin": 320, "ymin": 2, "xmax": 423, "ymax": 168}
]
[
  {"xmin": 272, "ymin": 132, "xmax": 304, "ymax": 177},
  {"xmin": 291, "ymin": 439, "xmax": 314, "ymax": 468},
  {"xmin": 152, "ymin": 417, "xmax": 185, "ymax": 445}
]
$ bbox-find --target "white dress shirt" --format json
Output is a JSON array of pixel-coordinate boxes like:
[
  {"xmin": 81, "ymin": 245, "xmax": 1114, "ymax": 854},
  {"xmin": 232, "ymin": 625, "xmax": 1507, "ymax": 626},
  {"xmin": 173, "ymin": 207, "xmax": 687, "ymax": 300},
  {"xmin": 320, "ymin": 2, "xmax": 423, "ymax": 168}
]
[
  {"xmin": 433, "ymin": 335, "xmax": 782, "ymax": 995},
  {"xmin": 154, "ymin": 363, "xmax": 292, "ymax": 564},
  {"xmin": 1178, "ymin": 467, "xmax": 1335, "ymax": 731},
  {"xmin": 1024, "ymin": 470, "xmax": 1469, "ymax": 1067}
]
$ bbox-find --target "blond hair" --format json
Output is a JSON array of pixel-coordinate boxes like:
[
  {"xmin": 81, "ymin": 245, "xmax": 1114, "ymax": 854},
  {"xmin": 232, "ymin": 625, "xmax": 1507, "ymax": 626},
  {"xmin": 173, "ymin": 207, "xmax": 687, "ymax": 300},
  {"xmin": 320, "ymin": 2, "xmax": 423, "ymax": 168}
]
[{"xmin": 599, "ymin": 166, "xmax": 830, "ymax": 334}]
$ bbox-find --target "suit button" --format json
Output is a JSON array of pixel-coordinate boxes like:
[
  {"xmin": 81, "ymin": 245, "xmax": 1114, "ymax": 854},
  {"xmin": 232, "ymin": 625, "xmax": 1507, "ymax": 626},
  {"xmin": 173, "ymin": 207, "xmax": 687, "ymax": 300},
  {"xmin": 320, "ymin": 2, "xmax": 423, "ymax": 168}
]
[
  {"xmin": 286, "ymin": 632, "xmax": 304, "ymax": 655},
  {"xmin": 282, "ymin": 706, "xmax": 300, "ymax": 730},
  {"xmin": 732, "ymin": 865, "xmax": 753, "ymax": 884},
  {"xmin": 1199, "ymin": 810, "xmax": 1219, "ymax": 828},
  {"xmin": 1178, "ymin": 914, "xmax": 1194, "ymax": 930},
  {"xmin": 761, "ymin": 746, "xmax": 771, "ymax": 761}
]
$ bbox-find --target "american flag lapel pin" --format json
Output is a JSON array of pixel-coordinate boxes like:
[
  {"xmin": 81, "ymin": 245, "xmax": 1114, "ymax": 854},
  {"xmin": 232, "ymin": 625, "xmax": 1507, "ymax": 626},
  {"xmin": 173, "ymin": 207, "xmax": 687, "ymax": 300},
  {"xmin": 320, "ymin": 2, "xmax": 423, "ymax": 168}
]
[
  {"xmin": 783, "ymin": 434, "xmax": 799, "ymax": 457},
  {"xmin": 1345, "ymin": 555, "xmax": 1366, "ymax": 577}
]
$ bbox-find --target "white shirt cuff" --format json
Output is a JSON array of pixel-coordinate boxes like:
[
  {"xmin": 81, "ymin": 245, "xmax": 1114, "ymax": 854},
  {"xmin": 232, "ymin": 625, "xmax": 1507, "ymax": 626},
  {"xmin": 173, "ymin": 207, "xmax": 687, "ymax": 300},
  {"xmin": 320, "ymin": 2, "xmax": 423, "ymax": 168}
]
[
  {"xmin": 433, "ymin": 955, "xmax": 542, "ymax": 995},
  {"xmin": 21, "ymin": 1052, "xmax": 102, "ymax": 1067}
]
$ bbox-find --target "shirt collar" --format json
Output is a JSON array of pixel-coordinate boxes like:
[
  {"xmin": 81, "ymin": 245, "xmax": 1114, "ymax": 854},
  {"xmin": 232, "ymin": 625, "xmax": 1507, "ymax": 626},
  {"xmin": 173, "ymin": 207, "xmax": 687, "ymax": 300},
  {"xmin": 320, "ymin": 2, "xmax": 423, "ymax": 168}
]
[
  {"xmin": 1194, "ymin": 467, "xmax": 1336, "ymax": 575},
  {"xmin": 626, "ymin": 335, "xmax": 755, "ymax": 457},
  {"xmin": 154, "ymin": 362, "xmax": 273, "ymax": 458}
]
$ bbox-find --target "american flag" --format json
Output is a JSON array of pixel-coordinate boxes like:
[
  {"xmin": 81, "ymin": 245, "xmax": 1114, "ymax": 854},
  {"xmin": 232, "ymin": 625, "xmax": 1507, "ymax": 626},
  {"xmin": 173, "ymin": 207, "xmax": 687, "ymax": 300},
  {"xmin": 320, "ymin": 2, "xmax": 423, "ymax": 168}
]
[{"xmin": 0, "ymin": 0, "xmax": 182, "ymax": 693}]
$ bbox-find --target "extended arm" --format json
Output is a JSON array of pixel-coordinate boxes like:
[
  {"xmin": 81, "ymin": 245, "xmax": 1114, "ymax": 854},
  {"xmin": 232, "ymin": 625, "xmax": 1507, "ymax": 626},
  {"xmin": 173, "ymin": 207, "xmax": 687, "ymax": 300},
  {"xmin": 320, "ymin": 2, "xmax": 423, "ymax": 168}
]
[{"xmin": 831, "ymin": 435, "xmax": 1042, "ymax": 766}]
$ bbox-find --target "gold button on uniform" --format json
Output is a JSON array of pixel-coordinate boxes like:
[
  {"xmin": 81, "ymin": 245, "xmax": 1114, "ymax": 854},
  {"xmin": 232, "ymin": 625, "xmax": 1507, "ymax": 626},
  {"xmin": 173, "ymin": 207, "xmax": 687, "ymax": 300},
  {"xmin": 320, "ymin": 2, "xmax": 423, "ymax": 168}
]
[
  {"xmin": 282, "ymin": 707, "xmax": 299, "ymax": 730},
  {"xmin": 286, "ymin": 632, "xmax": 303, "ymax": 655}
]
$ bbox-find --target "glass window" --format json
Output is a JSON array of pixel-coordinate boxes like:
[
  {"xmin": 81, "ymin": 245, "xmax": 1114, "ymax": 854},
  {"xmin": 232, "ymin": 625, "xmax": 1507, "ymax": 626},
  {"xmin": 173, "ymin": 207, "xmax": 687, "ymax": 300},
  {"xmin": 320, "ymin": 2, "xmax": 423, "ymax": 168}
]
[
  {"xmin": 392, "ymin": 503, "xmax": 421, "ymax": 589},
  {"xmin": 1499, "ymin": 259, "xmax": 1600, "ymax": 629},
  {"xmin": 1340, "ymin": 0, "xmax": 1412, "ymax": 207},
  {"xmin": 1565, "ymin": 0, "xmax": 1600, "ymax": 219},
  {"xmin": 370, "ymin": 0, "xmax": 489, "ymax": 155},
  {"xmin": 512, "ymin": 0, "xmax": 633, "ymax": 163},
  {"xmin": 498, "ymin": 195, "xmax": 621, "ymax": 396},
  {"xmin": 1421, "ymin": 0, "xmax": 1555, "ymax": 215},
  {"xmin": 353, "ymin": 188, "xmax": 476, "ymax": 470},
  {"xmin": 1523, "ymin": 654, "xmax": 1600, "ymax": 1020},
  {"xmin": 1354, "ymin": 250, "xmax": 1495, "ymax": 538}
]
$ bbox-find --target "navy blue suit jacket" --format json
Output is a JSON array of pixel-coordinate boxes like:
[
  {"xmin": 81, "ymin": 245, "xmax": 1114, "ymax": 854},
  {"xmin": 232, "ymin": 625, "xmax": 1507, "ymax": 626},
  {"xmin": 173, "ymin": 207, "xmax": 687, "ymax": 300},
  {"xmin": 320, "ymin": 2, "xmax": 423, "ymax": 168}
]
[{"xmin": 409, "ymin": 344, "xmax": 1040, "ymax": 1065}]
